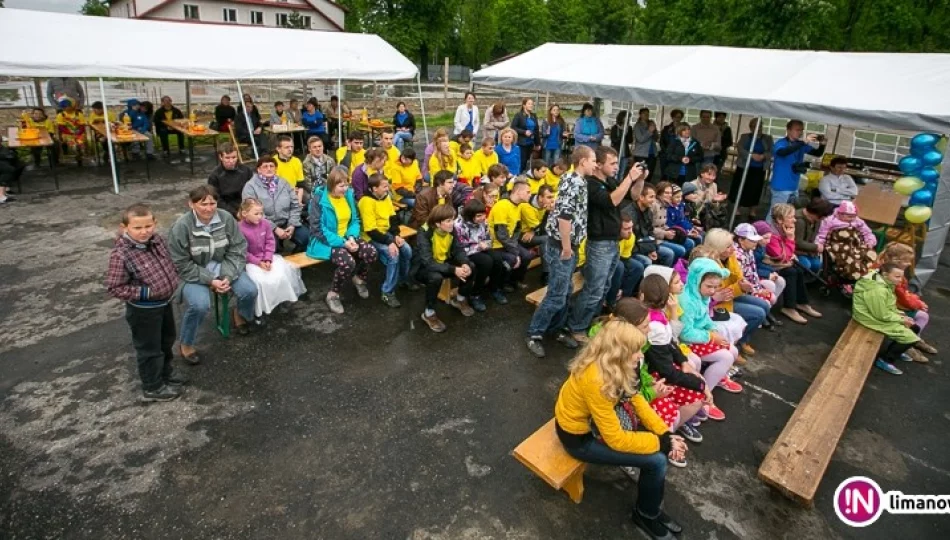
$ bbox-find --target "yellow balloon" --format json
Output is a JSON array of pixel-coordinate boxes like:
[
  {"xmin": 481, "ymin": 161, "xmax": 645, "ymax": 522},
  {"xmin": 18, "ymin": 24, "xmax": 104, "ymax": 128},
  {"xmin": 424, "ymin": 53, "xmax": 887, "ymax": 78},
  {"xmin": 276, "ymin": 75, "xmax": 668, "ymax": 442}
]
[
  {"xmin": 894, "ymin": 176, "xmax": 925, "ymax": 196},
  {"xmin": 905, "ymin": 205, "xmax": 932, "ymax": 224}
]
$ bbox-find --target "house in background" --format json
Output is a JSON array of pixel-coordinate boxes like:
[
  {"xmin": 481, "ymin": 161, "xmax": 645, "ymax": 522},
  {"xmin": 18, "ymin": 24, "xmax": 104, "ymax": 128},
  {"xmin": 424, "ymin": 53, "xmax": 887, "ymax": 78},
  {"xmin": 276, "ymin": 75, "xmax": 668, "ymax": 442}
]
[{"xmin": 108, "ymin": 0, "xmax": 346, "ymax": 31}]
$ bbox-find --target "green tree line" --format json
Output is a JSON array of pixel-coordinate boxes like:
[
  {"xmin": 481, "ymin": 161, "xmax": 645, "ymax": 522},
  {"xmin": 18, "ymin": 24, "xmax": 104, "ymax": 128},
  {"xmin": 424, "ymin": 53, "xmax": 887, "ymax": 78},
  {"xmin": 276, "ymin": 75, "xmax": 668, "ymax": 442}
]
[{"xmin": 337, "ymin": 0, "xmax": 950, "ymax": 76}]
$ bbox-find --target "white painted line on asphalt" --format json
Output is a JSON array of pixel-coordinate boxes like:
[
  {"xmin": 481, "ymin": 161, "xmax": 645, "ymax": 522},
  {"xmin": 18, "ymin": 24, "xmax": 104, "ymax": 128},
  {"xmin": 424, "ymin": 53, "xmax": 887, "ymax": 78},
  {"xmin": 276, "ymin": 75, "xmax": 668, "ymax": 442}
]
[
  {"xmin": 742, "ymin": 381, "xmax": 799, "ymax": 409},
  {"xmin": 900, "ymin": 451, "xmax": 950, "ymax": 479}
]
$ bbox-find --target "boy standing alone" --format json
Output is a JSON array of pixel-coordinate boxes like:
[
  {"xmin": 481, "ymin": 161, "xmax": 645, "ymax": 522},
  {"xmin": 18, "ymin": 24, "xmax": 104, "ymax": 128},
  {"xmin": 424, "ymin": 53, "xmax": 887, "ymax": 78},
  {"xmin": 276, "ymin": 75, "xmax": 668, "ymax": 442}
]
[{"xmin": 105, "ymin": 203, "xmax": 186, "ymax": 401}]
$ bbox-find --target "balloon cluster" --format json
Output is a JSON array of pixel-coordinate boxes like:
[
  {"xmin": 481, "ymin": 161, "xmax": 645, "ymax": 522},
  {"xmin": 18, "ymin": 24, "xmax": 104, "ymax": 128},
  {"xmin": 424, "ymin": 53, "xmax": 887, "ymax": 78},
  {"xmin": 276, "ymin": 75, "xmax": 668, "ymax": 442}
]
[{"xmin": 895, "ymin": 133, "xmax": 943, "ymax": 224}]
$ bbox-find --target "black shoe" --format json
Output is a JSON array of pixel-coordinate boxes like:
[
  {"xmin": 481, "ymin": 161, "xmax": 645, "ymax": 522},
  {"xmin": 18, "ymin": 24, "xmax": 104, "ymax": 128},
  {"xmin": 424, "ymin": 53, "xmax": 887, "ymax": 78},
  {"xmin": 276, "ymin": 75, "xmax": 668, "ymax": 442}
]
[
  {"xmin": 165, "ymin": 370, "xmax": 189, "ymax": 386},
  {"xmin": 236, "ymin": 324, "xmax": 250, "ymax": 336},
  {"xmin": 631, "ymin": 509, "xmax": 674, "ymax": 540},
  {"xmin": 502, "ymin": 284, "xmax": 516, "ymax": 293},
  {"xmin": 555, "ymin": 330, "xmax": 579, "ymax": 349},
  {"xmin": 526, "ymin": 338, "xmax": 546, "ymax": 358},
  {"xmin": 491, "ymin": 291, "xmax": 509, "ymax": 305},
  {"xmin": 180, "ymin": 350, "xmax": 200, "ymax": 365},
  {"xmin": 767, "ymin": 313, "xmax": 783, "ymax": 326},
  {"xmin": 142, "ymin": 385, "xmax": 181, "ymax": 402},
  {"xmin": 470, "ymin": 296, "xmax": 487, "ymax": 312},
  {"xmin": 656, "ymin": 510, "xmax": 683, "ymax": 534}
]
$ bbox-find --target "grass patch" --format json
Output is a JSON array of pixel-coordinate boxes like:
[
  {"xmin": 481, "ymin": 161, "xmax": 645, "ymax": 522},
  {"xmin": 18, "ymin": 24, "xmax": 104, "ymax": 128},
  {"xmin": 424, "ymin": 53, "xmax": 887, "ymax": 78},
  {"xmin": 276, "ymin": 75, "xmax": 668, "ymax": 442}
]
[{"xmin": 421, "ymin": 111, "xmax": 456, "ymax": 129}]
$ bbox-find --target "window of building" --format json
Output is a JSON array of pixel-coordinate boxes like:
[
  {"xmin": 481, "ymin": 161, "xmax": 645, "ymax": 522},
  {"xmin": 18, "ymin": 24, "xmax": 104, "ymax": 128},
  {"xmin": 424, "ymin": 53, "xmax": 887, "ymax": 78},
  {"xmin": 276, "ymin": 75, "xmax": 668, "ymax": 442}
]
[
  {"xmin": 276, "ymin": 13, "xmax": 290, "ymax": 27},
  {"xmin": 301, "ymin": 15, "xmax": 312, "ymax": 28},
  {"xmin": 851, "ymin": 131, "xmax": 911, "ymax": 164},
  {"xmin": 250, "ymin": 10, "xmax": 264, "ymax": 25},
  {"xmin": 223, "ymin": 8, "xmax": 237, "ymax": 23},
  {"xmin": 183, "ymin": 4, "xmax": 199, "ymax": 20}
]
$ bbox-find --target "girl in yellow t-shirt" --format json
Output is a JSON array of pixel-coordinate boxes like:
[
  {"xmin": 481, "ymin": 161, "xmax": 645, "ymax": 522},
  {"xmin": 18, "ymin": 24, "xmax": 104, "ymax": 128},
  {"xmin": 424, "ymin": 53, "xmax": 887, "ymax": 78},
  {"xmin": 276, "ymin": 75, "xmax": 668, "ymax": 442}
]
[
  {"xmin": 428, "ymin": 135, "xmax": 457, "ymax": 177},
  {"xmin": 456, "ymin": 144, "xmax": 482, "ymax": 185}
]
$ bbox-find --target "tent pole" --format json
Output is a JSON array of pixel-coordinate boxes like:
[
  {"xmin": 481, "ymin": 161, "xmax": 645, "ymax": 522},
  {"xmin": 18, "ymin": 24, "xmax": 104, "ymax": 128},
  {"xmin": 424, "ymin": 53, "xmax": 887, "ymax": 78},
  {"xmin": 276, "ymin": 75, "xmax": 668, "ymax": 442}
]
[
  {"xmin": 337, "ymin": 79, "xmax": 343, "ymax": 148},
  {"xmin": 235, "ymin": 80, "xmax": 259, "ymax": 160},
  {"xmin": 417, "ymin": 73, "xmax": 429, "ymax": 145},
  {"xmin": 98, "ymin": 78, "xmax": 120, "ymax": 195},
  {"xmin": 728, "ymin": 116, "xmax": 760, "ymax": 230},
  {"xmin": 185, "ymin": 81, "xmax": 191, "ymax": 118},
  {"xmin": 617, "ymin": 107, "xmax": 632, "ymax": 180}
]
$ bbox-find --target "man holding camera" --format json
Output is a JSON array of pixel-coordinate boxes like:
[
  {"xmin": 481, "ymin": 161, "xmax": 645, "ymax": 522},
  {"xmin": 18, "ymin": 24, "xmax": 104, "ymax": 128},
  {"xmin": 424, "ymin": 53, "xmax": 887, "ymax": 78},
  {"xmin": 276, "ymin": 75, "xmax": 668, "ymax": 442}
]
[{"xmin": 768, "ymin": 119, "xmax": 825, "ymax": 221}]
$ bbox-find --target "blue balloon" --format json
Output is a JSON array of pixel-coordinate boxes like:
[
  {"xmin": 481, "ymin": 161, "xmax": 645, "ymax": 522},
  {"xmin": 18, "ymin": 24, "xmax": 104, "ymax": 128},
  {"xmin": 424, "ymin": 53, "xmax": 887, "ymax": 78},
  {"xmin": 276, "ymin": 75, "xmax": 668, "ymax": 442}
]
[
  {"xmin": 910, "ymin": 188, "xmax": 935, "ymax": 207},
  {"xmin": 921, "ymin": 150, "xmax": 944, "ymax": 167},
  {"xmin": 912, "ymin": 145, "xmax": 929, "ymax": 158},
  {"xmin": 899, "ymin": 155, "xmax": 923, "ymax": 175},
  {"xmin": 911, "ymin": 133, "xmax": 939, "ymax": 151},
  {"xmin": 919, "ymin": 166, "xmax": 940, "ymax": 184}
]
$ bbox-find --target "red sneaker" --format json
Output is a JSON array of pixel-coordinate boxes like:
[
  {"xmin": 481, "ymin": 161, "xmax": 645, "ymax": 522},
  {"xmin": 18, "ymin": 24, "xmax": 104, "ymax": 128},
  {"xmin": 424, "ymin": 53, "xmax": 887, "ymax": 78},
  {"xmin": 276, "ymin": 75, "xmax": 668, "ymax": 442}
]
[
  {"xmin": 704, "ymin": 404, "xmax": 726, "ymax": 421},
  {"xmin": 717, "ymin": 377, "xmax": 743, "ymax": 394}
]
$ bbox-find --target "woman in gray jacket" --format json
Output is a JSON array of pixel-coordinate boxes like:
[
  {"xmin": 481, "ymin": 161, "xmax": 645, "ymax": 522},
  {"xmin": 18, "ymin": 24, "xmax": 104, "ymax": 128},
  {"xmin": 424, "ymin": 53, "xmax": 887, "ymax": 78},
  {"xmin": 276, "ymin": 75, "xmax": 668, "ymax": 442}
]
[
  {"xmin": 242, "ymin": 156, "xmax": 309, "ymax": 253},
  {"xmin": 729, "ymin": 118, "xmax": 774, "ymax": 220}
]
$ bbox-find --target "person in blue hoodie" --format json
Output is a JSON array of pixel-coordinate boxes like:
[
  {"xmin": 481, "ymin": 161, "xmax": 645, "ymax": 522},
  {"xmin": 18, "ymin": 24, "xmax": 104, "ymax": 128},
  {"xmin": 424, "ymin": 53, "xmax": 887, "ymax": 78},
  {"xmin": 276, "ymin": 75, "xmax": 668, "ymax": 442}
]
[
  {"xmin": 307, "ymin": 166, "xmax": 378, "ymax": 314},
  {"xmin": 767, "ymin": 119, "xmax": 825, "ymax": 221},
  {"xmin": 573, "ymin": 102, "xmax": 604, "ymax": 150},
  {"xmin": 121, "ymin": 99, "xmax": 156, "ymax": 159}
]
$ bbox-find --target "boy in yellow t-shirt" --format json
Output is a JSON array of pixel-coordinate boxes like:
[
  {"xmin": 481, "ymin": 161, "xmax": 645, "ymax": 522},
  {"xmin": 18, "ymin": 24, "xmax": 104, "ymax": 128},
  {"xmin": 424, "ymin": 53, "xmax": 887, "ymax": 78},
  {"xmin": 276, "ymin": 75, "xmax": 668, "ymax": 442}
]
[
  {"xmin": 544, "ymin": 156, "xmax": 570, "ymax": 196},
  {"xmin": 357, "ymin": 173, "xmax": 413, "ymax": 308},
  {"xmin": 335, "ymin": 131, "xmax": 366, "ymax": 176},
  {"xmin": 488, "ymin": 180, "xmax": 535, "ymax": 289},
  {"xmin": 389, "ymin": 148, "xmax": 423, "ymax": 206},
  {"xmin": 456, "ymin": 144, "xmax": 482, "ymax": 186},
  {"xmin": 523, "ymin": 159, "xmax": 549, "ymax": 195},
  {"xmin": 606, "ymin": 213, "xmax": 645, "ymax": 309},
  {"xmin": 474, "ymin": 137, "xmax": 499, "ymax": 177},
  {"xmin": 27, "ymin": 107, "xmax": 58, "ymax": 166}
]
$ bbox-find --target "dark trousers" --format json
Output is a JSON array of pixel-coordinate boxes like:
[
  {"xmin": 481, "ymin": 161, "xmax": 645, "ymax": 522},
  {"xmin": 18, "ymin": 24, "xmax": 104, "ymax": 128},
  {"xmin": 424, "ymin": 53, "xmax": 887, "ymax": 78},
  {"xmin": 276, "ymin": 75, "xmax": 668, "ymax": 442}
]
[
  {"xmin": 878, "ymin": 325, "xmax": 920, "ymax": 365},
  {"xmin": 467, "ymin": 250, "xmax": 506, "ymax": 297},
  {"xmin": 496, "ymin": 245, "xmax": 536, "ymax": 284},
  {"xmin": 158, "ymin": 130, "xmax": 185, "ymax": 153},
  {"xmin": 417, "ymin": 265, "xmax": 471, "ymax": 310},
  {"xmin": 519, "ymin": 144, "xmax": 534, "ymax": 172},
  {"xmin": 0, "ymin": 159, "xmax": 26, "ymax": 191},
  {"xmin": 125, "ymin": 303, "xmax": 176, "ymax": 392},
  {"xmin": 778, "ymin": 265, "xmax": 809, "ymax": 308},
  {"xmin": 557, "ymin": 428, "xmax": 667, "ymax": 518}
]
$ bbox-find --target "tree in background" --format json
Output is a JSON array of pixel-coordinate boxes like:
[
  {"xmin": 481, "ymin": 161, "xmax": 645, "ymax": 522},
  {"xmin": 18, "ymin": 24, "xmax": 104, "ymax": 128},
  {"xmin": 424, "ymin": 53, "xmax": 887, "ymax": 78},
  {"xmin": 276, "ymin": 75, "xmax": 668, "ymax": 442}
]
[
  {"xmin": 286, "ymin": 10, "xmax": 309, "ymax": 29},
  {"xmin": 81, "ymin": 0, "xmax": 110, "ymax": 16}
]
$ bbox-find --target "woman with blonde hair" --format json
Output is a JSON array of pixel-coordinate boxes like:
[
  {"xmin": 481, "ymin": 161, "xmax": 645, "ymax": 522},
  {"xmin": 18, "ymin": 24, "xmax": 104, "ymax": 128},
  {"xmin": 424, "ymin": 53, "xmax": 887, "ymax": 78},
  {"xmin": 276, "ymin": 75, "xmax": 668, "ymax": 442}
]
[
  {"xmin": 495, "ymin": 127, "xmax": 521, "ymax": 175},
  {"xmin": 766, "ymin": 203, "xmax": 821, "ymax": 324},
  {"xmin": 428, "ymin": 133, "xmax": 457, "ymax": 177},
  {"xmin": 421, "ymin": 127, "xmax": 449, "ymax": 180},
  {"xmin": 482, "ymin": 102, "xmax": 509, "ymax": 143},
  {"xmin": 555, "ymin": 319, "xmax": 687, "ymax": 539}
]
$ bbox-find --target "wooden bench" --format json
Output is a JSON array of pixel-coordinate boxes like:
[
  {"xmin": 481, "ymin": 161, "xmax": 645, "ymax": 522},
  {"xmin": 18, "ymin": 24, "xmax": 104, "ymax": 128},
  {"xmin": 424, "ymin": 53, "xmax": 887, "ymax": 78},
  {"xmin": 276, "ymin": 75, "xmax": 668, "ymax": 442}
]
[
  {"xmin": 758, "ymin": 320, "xmax": 884, "ymax": 507},
  {"xmin": 284, "ymin": 225, "xmax": 417, "ymax": 269},
  {"xmin": 513, "ymin": 419, "xmax": 585, "ymax": 503},
  {"xmin": 525, "ymin": 272, "xmax": 584, "ymax": 306}
]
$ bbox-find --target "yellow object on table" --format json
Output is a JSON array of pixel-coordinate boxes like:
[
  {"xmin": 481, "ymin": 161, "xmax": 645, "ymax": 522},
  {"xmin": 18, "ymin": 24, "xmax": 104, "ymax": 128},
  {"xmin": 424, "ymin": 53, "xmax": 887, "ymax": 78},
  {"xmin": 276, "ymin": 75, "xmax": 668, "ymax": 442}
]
[{"xmin": 18, "ymin": 128, "xmax": 40, "ymax": 140}]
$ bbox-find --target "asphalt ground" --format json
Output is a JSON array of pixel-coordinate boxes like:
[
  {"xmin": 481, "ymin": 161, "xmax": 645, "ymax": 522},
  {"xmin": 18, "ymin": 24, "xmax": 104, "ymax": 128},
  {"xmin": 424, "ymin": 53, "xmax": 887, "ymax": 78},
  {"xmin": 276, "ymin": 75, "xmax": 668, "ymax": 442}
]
[{"xmin": 1, "ymin": 153, "xmax": 948, "ymax": 539}]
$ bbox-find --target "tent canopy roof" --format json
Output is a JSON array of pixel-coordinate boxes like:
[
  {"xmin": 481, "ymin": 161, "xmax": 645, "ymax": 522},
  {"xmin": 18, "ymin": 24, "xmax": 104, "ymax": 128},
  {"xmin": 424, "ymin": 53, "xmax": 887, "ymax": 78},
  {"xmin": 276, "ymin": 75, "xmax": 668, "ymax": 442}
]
[
  {"xmin": 472, "ymin": 43, "xmax": 950, "ymax": 133},
  {"xmin": 0, "ymin": 9, "xmax": 417, "ymax": 81}
]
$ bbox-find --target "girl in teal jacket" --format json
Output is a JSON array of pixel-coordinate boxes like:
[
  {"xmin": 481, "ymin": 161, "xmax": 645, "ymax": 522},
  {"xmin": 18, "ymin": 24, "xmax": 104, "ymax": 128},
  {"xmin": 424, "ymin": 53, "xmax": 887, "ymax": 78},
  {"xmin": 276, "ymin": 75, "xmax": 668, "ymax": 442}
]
[{"xmin": 307, "ymin": 167, "xmax": 378, "ymax": 314}]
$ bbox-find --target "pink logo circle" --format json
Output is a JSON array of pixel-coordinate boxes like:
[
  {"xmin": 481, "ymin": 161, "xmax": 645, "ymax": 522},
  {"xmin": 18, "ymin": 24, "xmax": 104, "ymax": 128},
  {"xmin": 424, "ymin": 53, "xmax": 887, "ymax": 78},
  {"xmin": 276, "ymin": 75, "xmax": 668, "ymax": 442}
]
[{"xmin": 834, "ymin": 476, "xmax": 885, "ymax": 527}]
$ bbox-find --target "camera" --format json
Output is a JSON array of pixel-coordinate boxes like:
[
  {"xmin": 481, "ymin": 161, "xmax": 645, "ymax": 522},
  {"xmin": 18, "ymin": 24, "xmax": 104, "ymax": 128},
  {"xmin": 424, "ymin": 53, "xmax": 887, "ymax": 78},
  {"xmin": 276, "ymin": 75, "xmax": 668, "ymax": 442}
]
[{"xmin": 635, "ymin": 160, "xmax": 648, "ymax": 171}]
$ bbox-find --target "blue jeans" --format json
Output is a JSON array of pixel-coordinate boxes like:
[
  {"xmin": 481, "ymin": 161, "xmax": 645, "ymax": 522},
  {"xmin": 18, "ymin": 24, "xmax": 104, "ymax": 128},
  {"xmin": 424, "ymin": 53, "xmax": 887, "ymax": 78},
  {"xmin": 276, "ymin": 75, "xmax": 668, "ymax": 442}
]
[
  {"xmin": 798, "ymin": 254, "xmax": 822, "ymax": 274},
  {"xmin": 394, "ymin": 131, "xmax": 413, "ymax": 151},
  {"xmin": 559, "ymin": 432, "xmax": 667, "ymax": 517},
  {"xmin": 656, "ymin": 245, "xmax": 676, "ymax": 267},
  {"xmin": 569, "ymin": 239, "xmax": 619, "ymax": 334},
  {"xmin": 373, "ymin": 241, "xmax": 412, "ymax": 294},
  {"xmin": 662, "ymin": 237, "xmax": 695, "ymax": 261},
  {"xmin": 527, "ymin": 240, "xmax": 577, "ymax": 338},
  {"xmin": 606, "ymin": 256, "xmax": 646, "ymax": 308},
  {"xmin": 733, "ymin": 295, "xmax": 769, "ymax": 345},
  {"xmin": 543, "ymin": 148, "xmax": 561, "ymax": 166},
  {"xmin": 767, "ymin": 190, "xmax": 797, "ymax": 221},
  {"xmin": 180, "ymin": 273, "xmax": 258, "ymax": 346}
]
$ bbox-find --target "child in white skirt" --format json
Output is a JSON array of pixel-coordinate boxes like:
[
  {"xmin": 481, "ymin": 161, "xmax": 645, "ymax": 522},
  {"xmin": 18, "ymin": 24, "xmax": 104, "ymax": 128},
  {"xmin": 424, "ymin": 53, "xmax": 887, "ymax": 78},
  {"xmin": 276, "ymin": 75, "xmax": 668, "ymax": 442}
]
[{"xmin": 238, "ymin": 198, "xmax": 306, "ymax": 316}]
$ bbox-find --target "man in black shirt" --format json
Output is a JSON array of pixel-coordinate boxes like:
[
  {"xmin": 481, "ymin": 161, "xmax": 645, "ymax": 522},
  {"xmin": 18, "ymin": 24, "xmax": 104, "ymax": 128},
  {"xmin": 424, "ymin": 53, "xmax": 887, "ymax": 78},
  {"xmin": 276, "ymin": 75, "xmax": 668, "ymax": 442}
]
[
  {"xmin": 207, "ymin": 143, "xmax": 253, "ymax": 216},
  {"xmin": 567, "ymin": 146, "xmax": 647, "ymax": 341}
]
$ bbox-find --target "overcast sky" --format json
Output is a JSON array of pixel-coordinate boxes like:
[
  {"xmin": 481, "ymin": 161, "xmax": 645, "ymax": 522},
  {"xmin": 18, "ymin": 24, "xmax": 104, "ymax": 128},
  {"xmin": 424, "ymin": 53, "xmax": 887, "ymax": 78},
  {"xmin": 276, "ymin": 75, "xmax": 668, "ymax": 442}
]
[{"xmin": 5, "ymin": 0, "xmax": 85, "ymax": 13}]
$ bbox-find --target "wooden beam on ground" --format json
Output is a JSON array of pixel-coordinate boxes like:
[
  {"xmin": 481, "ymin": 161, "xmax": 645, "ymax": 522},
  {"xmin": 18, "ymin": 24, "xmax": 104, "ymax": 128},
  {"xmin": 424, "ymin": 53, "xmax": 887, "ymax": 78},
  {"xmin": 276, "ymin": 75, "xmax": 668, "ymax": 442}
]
[{"xmin": 758, "ymin": 320, "xmax": 885, "ymax": 507}]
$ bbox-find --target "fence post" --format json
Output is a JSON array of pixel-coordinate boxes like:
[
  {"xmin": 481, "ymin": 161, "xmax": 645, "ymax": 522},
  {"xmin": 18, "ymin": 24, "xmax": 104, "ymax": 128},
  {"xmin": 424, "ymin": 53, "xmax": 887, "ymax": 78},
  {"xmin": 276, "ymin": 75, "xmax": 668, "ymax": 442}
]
[{"xmin": 443, "ymin": 57, "xmax": 449, "ymax": 111}]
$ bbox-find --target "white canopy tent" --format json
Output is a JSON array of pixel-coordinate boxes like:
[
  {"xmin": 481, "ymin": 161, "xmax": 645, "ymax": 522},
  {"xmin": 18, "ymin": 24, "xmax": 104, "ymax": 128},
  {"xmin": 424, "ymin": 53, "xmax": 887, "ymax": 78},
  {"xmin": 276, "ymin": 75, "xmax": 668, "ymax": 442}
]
[
  {"xmin": 0, "ymin": 9, "xmax": 424, "ymax": 192},
  {"xmin": 472, "ymin": 43, "xmax": 950, "ymax": 282}
]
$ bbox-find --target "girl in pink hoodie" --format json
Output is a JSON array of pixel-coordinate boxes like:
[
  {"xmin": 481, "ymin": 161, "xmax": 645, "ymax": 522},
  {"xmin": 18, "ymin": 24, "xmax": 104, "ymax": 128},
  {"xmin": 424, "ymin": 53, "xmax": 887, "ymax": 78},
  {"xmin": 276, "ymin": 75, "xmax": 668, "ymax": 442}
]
[{"xmin": 815, "ymin": 200, "xmax": 878, "ymax": 286}]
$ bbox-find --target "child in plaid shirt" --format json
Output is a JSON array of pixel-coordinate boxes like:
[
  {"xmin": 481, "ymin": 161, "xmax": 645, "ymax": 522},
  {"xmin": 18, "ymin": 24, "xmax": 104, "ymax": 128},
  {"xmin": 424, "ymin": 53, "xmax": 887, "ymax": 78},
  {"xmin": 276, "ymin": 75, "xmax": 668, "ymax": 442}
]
[{"xmin": 105, "ymin": 203, "xmax": 185, "ymax": 402}]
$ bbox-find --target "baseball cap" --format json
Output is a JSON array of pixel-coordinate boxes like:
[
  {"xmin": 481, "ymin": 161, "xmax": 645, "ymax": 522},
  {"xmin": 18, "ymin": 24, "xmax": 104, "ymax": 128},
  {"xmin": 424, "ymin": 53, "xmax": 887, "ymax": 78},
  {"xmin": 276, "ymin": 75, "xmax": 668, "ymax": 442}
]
[{"xmin": 734, "ymin": 222, "xmax": 762, "ymax": 241}]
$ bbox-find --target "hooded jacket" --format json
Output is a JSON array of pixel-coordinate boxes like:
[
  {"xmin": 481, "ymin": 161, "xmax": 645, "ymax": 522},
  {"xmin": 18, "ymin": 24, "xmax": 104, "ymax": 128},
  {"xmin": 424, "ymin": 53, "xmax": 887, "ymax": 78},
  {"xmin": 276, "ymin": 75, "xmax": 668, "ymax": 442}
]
[
  {"xmin": 815, "ymin": 201, "xmax": 876, "ymax": 248},
  {"xmin": 852, "ymin": 270, "xmax": 919, "ymax": 344},
  {"xmin": 167, "ymin": 209, "xmax": 248, "ymax": 284},
  {"xmin": 678, "ymin": 258, "xmax": 731, "ymax": 345},
  {"xmin": 122, "ymin": 99, "xmax": 150, "ymax": 133},
  {"xmin": 306, "ymin": 185, "xmax": 361, "ymax": 260}
]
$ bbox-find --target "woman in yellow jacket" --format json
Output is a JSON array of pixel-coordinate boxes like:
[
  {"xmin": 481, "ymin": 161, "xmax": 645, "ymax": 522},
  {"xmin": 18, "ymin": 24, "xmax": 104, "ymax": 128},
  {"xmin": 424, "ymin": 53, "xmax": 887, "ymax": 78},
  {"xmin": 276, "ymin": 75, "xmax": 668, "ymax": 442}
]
[{"xmin": 554, "ymin": 319, "xmax": 687, "ymax": 539}]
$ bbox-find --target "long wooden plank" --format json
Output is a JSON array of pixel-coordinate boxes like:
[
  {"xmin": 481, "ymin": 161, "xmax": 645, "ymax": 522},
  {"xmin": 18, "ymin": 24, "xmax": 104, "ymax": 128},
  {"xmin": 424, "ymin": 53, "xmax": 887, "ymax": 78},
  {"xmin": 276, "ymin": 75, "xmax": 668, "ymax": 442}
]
[
  {"xmin": 525, "ymin": 273, "xmax": 584, "ymax": 306},
  {"xmin": 758, "ymin": 320, "xmax": 884, "ymax": 507},
  {"xmin": 286, "ymin": 226, "xmax": 416, "ymax": 269}
]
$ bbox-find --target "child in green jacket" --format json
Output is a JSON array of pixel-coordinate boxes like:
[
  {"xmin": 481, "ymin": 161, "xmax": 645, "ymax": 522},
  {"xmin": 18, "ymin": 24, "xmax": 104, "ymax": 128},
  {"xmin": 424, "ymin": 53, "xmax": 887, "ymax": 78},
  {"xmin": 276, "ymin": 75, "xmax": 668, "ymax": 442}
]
[{"xmin": 852, "ymin": 262, "xmax": 921, "ymax": 376}]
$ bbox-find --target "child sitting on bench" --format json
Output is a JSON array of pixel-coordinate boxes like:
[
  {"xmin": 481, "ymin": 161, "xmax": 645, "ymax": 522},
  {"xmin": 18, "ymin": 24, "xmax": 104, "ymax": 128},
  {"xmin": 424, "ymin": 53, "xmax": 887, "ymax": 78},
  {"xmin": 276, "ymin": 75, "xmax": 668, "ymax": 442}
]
[
  {"xmin": 852, "ymin": 262, "xmax": 924, "ymax": 376},
  {"xmin": 412, "ymin": 204, "xmax": 476, "ymax": 332},
  {"xmin": 815, "ymin": 200, "xmax": 878, "ymax": 291},
  {"xmin": 876, "ymin": 242, "xmax": 938, "ymax": 359}
]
